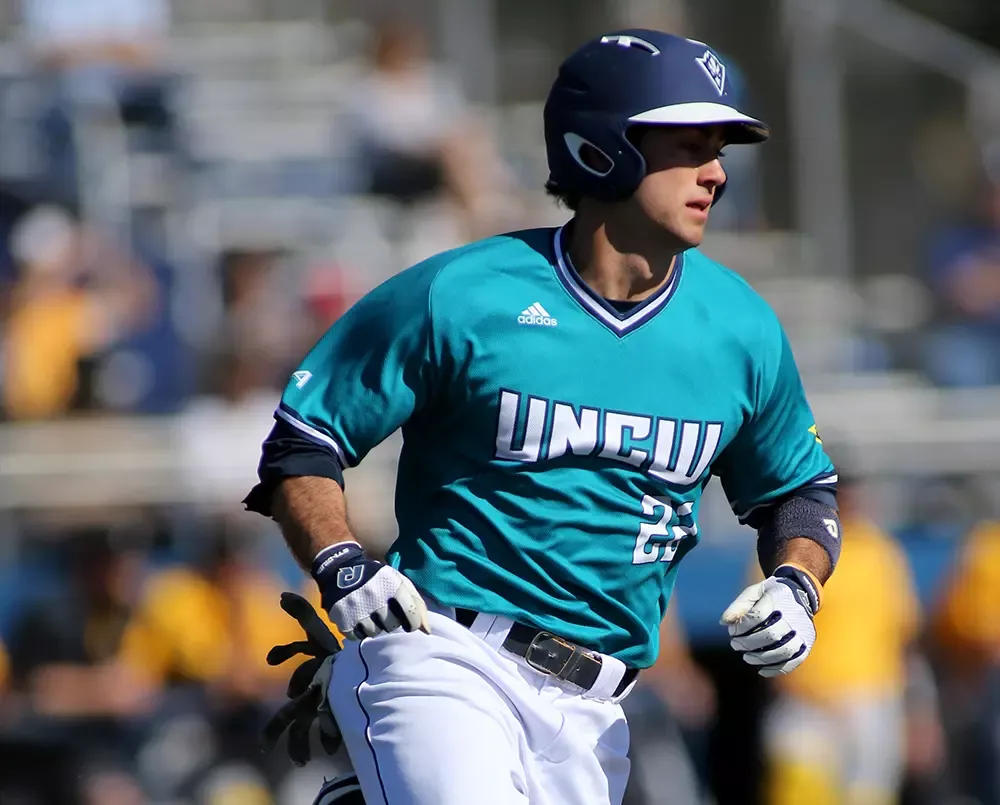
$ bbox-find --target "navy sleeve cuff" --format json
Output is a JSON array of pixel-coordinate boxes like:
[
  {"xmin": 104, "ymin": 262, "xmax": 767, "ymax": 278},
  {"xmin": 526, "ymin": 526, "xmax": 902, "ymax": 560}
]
[
  {"xmin": 243, "ymin": 418, "xmax": 345, "ymax": 517},
  {"xmin": 790, "ymin": 483, "xmax": 837, "ymax": 510},
  {"xmin": 741, "ymin": 475, "xmax": 838, "ymax": 530}
]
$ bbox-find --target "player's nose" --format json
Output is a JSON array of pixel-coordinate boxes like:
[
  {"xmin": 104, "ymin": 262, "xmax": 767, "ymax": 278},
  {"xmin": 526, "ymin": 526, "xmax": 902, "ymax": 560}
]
[{"xmin": 699, "ymin": 158, "xmax": 726, "ymax": 192}]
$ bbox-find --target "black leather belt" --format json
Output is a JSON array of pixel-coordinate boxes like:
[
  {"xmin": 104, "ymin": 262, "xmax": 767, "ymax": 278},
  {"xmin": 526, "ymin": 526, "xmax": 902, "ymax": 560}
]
[{"xmin": 455, "ymin": 608, "xmax": 638, "ymax": 697}]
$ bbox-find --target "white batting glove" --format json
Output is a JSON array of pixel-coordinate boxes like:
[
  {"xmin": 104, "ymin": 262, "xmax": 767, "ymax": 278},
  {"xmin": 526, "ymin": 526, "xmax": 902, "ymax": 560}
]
[
  {"xmin": 720, "ymin": 564, "xmax": 821, "ymax": 677},
  {"xmin": 312, "ymin": 542, "xmax": 431, "ymax": 640}
]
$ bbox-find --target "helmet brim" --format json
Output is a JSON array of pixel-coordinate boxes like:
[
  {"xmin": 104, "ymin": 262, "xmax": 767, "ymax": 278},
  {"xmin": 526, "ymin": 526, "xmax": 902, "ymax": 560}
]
[{"xmin": 628, "ymin": 102, "xmax": 770, "ymax": 144}]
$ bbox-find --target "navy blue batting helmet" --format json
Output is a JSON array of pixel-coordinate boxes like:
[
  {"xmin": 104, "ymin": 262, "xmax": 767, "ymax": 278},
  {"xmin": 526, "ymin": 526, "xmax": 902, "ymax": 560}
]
[{"xmin": 544, "ymin": 29, "xmax": 769, "ymax": 204}]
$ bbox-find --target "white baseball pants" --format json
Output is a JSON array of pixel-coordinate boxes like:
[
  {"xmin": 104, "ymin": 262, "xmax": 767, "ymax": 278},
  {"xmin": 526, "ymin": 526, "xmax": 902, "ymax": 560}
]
[{"xmin": 327, "ymin": 600, "xmax": 635, "ymax": 804}]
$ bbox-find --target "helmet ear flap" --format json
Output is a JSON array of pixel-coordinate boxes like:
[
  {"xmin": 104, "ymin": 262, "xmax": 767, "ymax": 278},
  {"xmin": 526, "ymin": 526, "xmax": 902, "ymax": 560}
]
[
  {"xmin": 556, "ymin": 125, "xmax": 646, "ymax": 202},
  {"xmin": 564, "ymin": 133, "xmax": 615, "ymax": 177},
  {"xmin": 604, "ymin": 123, "xmax": 648, "ymax": 201}
]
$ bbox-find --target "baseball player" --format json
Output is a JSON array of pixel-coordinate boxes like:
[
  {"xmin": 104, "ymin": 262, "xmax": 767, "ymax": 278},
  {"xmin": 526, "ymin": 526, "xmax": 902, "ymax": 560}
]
[{"xmin": 246, "ymin": 28, "xmax": 841, "ymax": 805}]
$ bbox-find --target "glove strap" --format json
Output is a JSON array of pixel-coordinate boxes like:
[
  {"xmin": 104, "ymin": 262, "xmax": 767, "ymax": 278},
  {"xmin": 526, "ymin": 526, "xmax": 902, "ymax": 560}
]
[
  {"xmin": 773, "ymin": 563, "xmax": 823, "ymax": 616},
  {"xmin": 311, "ymin": 541, "xmax": 364, "ymax": 587}
]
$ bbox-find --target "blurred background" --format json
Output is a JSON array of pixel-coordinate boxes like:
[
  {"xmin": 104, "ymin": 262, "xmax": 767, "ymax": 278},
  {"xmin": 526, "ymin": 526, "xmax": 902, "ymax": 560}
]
[{"xmin": 0, "ymin": 0, "xmax": 999, "ymax": 803}]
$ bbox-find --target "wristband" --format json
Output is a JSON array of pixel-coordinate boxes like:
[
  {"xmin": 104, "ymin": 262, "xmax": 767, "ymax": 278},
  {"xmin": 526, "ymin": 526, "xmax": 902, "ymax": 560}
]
[{"xmin": 311, "ymin": 541, "xmax": 363, "ymax": 586}]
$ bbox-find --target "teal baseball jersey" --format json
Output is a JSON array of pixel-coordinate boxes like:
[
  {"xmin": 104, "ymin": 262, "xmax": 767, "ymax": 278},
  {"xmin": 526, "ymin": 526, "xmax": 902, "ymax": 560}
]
[{"xmin": 272, "ymin": 226, "xmax": 834, "ymax": 668}]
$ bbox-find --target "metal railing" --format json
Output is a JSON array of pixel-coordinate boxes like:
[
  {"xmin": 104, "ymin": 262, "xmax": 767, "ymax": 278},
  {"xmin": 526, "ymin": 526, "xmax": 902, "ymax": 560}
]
[
  {"xmin": 782, "ymin": 0, "xmax": 1000, "ymax": 280},
  {"xmin": 3, "ymin": 383, "xmax": 1000, "ymax": 511}
]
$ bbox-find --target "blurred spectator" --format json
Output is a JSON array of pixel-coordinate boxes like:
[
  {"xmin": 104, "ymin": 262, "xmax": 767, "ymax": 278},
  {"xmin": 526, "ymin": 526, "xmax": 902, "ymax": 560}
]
[
  {"xmin": 0, "ymin": 637, "xmax": 9, "ymax": 725},
  {"xmin": 120, "ymin": 516, "xmax": 308, "ymax": 793},
  {"xmin": 21, "ymin": 0, "xmax": 170, "ymax": 74},
  {"xmin": 5, "ymin": 524, "xmax": 158, "ymax": 805},
  {"xmin": 100, "ymin": 241, "xmax": 195, "ymax": 415},
  {"xmin": 622, "ymin": 605, "xmax": 715, "ymax": 805},
  {"xmin": 922, "ymin": 150, "xmax": 1000, "ymax": 387},
  {"xmin": 203, "ymin": 248, "xmax": 308, "ymax": 402},
  {"xmin": 933, "ymin": 519, "xmax": 1000, "ymax": 680},
  {"xmin": 0, "ymin": 640, "xmax": 77, "ymax": 803},
  {"xmin": 760, "ymin": 464, "xmax": 944, "ymax": 805},
  {"xmin": 20, "ymin": 0, "xmax": 177, "ymax": 205},
  {"xmin": 0, "ymin": 188, "xmax": 34, "ymax": 316},
  {"xmin": 901, "ymin": 651, "xmax": 953, "ymax": 805},
  {"xmin": 349, "ymin": 21, "xmax": 514, "ymax": 238},
  {"xmin": 300, "ymin": 259, "xmax": 357, "ymax": 339},
  {"xmin": 0, "ymin": 204, "xmax": 157, "ymax": 420},
  {"xmin": 897, "ymin": 474, "xmax": 982, "ymax": 545},
  {"xmin": 932, "ymin": 518, "xmax": 1000, "ymax": 805},
  {"xmin": 123, "ymin": 518, "xmax": 300, "ymax": 693}
]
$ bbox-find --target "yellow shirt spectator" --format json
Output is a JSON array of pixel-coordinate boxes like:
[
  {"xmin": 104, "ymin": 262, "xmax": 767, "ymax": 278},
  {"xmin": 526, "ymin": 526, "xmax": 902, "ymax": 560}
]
[
  {"xmin": 120, "ymin": 564, "xmax": 309, "ymax": 687},
  {"xmin": 3, "ymin": 290, "xmax": 90, "ymax": 420},
  {"xmin": 776, "ymin": 515, "xmax": 921, "ymax": 705},
  {"xmin": 932, "ymin": 519, "xmax": 1000, "ymax": 674}
]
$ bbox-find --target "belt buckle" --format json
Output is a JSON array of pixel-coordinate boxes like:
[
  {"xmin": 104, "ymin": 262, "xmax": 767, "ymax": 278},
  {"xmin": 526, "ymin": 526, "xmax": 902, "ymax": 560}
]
[{"xmin": 524, "ymin": 631, "xmax": 577, "ymax": 678}]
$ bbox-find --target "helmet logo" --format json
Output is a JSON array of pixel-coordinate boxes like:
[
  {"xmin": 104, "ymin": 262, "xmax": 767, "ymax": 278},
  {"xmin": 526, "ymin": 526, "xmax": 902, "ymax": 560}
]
[
  {"xmin": 599, "ymin": 34, "xmax": 660, "ymax": 55},
  {"xmin": 695, "ymin": 49, "xmax": 726, "ymax": 95}
]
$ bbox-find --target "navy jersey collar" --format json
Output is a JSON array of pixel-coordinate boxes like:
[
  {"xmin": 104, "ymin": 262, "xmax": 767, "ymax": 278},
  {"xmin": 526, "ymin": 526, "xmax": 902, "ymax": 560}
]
[{"xmin": 552, "ymin": 225, "xmax": 684, "ymax": 336}]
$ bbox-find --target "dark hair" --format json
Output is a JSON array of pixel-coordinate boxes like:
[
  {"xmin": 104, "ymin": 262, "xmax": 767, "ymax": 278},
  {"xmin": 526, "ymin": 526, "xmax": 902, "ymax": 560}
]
[{"xmin": 544, "ymin": 180, "xmax": 581, "ymax": 212}]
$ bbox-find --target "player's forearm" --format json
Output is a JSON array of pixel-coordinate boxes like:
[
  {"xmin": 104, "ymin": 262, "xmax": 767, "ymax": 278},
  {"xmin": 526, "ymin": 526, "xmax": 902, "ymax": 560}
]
[
  {"xmin": 271, "ymin": 476, "xmax": 374, "ymax": 569},
  {"xmin": 771, "ymin": 536, "xmax": 832, "ymax": 585}
]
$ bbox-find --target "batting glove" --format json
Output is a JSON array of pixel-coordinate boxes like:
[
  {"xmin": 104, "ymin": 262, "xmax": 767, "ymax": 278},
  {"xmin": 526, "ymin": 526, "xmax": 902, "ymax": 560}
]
[
  {"xmin": 720, "ymin": 564, "xmax": 821, "ymax": 677},
  {"xmin": 312, "ymin": 542, "xmax": 430, "ymax": 640},
  {"xmin": 311, "ymin": 773, "xmax": 365, "ymax": 804},
  {"xmin": 262, "ymin": 592, "xmax": 344, "ymax": 766}
]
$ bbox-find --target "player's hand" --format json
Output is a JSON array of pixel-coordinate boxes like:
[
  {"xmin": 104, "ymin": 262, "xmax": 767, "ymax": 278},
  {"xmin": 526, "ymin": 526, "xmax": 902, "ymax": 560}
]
[
  {"xmin": 262, "ymin": 592, "xmax": 344, "ymax": 766},
  {"xmin": 312, "ymin": 542, "xmax": 431, "ymax": 640},
  {"xmin": 719, "ymin": 564, "xmax": 820, "ymax": 677}
]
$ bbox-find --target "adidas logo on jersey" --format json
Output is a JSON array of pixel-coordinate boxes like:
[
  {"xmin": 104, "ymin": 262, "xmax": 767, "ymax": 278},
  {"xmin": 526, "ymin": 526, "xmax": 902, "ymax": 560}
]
[{"xmin": 518, "ymin": 303, "xmax": 557, "ymax": 327}]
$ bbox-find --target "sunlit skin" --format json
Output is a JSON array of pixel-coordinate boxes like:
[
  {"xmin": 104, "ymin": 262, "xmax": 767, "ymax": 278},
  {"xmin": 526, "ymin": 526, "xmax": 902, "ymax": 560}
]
[{"xmin": 568, "ymin": 124, "xmax": 728, "ymax": 303}]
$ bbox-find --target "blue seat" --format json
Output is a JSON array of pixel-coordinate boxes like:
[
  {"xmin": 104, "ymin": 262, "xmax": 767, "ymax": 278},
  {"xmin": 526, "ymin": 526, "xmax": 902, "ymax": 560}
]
[{"xmin": 0, "ymin": 561, "xmax": 64, "ymax": 642}]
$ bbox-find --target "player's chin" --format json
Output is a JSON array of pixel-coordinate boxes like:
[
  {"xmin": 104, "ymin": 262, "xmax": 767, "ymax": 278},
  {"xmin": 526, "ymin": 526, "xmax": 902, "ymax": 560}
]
[
  {"xmin": 672, "ymin": 221, "xmax": 707, "ymax": 249},
  {"xmin": 665, "ymin": 209, "xmax": 710, "ymax": 247},
  {"xmin": 655, "ymin": 211, "xmax": 707, "ymax": 249},
  {"xmin": 686, "ymin": 227, "xmax": 707, "ymax": 247}
]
